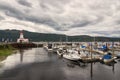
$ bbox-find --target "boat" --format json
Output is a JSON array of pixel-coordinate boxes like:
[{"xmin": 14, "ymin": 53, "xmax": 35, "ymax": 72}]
[
  {"xmin": 103, "ymin": 58, "xmax": 115, "ymax": 63},
  {"xmin": 62, "ymin": 49, "xmax": 81, "ymax": 61},
  {"xmin": 57, "ymin": 48, "xmax": 64, "ymax": 56},
  {"xmin": 102, "ymin": 52, "xmax": 116, "ymax": 63},
  {"xmin": 44, "ymin": 43, "xmax": 53, "ymax": 53},
  {"xmin": 93, "ymin": 49, "xmax": 104, "ymax": 54},
  {"xmin": 63, "ymin": 53, "xmax": 81, "ymax": 61},
  {"xmin": 52, "ymin": 47, "xmax": 59, "ymax": 53}
]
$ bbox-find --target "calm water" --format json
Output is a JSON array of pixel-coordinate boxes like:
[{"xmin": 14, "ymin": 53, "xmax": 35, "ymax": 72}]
[{"xmin": 0, "ymin": 48, "xmax": 120, "ymax": 80}]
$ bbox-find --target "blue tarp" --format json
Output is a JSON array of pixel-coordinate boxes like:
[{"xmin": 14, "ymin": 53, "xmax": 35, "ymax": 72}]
[
  {"xmin": 101, "ymin": 45, "xmax": 108, "ymax": 51},
  {"xmin": 102, "ymin": 45, "xmax": 107, "ymax": 49},
  {"xmin": 103, "ymin": 54, "xmax": 112, "ymax": 59},
  {"xmin": 81, "ymin": 45, "xmax": 86, "ymax": 48}
]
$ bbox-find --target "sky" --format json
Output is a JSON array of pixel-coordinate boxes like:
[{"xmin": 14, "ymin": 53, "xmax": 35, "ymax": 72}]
[{"xmin": 0, "ymin": 0, "xmax": 120, "ymax": 37}]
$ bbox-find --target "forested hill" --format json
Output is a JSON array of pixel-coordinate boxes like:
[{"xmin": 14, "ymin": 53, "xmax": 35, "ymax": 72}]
[{"xmin": 0, "ymin": 30, "xmax": 120, "ymax": 42}]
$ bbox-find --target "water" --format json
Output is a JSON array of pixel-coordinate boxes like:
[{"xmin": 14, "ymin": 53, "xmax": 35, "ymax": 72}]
[{"xmin": 0, "ymin": 48, "xmax": 120, "ymax": 80}]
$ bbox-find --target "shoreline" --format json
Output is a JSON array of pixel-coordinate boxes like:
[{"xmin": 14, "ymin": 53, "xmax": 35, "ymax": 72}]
[{"xmin": 0, "ymin": 45, "xmax": 17, "ymax": 61}]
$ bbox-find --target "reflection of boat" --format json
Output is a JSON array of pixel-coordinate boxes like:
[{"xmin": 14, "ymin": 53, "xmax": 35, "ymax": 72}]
[{"xmin": 66, "ymin": 60, "xmax": 89, "ymax": 68}]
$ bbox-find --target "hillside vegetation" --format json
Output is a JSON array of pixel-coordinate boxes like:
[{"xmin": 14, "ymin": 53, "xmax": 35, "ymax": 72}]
[{"xmin": 0, "ymin": 30, "xmax": 120, "ymax": 42}]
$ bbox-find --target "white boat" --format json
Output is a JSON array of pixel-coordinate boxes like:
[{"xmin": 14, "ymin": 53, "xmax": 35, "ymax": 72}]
[
  {"xmin": 63, "ymin": 53, "xmax": 81, "ymax": 61},
  {"xmin": 102, "ymin": 54, "xmax": 117, "ymax": 63},
  {"xmin": 47, "ymin": 48, "xmax": 53, "ymax": 53},
  {"xmin": 103, "ymin": 58, "xmax": 114, "ymax": 63},
  {"xmin": 57, "ymin": 49, "xmax": 64, "ymax": 56},
  {"xmin": 93, "ymin": 49, "xmax": 104, "ymax": 54},
  {"xmin": 44, "ymin": 46, "xmax": 53, "ymax": 53},
  {"xmin": 63, "ymin": 49, "xmax": 81, "ymax": 61},
  {"xmin": 52, "ymin": 47, "xmax": 59, "ymax": 53},
  {"xmin": 103, "ymin": 57, "xmax": 117, "ymax": 63}
]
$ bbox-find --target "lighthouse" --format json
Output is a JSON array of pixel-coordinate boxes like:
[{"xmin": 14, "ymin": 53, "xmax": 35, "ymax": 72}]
[
  {"xmin": 17, "ymin": 30, "xmax": 29, "ymax": 43},
  {"xmin": 20, "ymin": 31, "xmax": 24, "ymax": 39}
]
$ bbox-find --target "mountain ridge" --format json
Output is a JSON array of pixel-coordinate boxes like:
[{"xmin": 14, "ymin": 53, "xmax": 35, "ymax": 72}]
[{"xmin": 0, "ymin": 30, "xmax": 120, "ymax": 42}]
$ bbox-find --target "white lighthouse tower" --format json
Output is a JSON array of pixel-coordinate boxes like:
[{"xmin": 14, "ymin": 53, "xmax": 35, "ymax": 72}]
[
  {"xmin": 17, "ymin": 30, "xmax": 29, "ymax": 43},
  {"xmin": 20, "ymin": 31, "xmax": 24, "ymax": 39}
]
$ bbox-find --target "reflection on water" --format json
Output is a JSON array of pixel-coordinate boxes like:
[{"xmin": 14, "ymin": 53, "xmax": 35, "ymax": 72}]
[
  {"xmin": 0, "ymin": 48, "xmax": 120, "ymax": 80},
  {"xmin": 0, "ymin": 48, "xmax": 50, "ymax": 73},
  {"xmin": 90, "ymin": 63, "xmax": 93, "ymax": 80},
  {"xmin": 19, "ymin": 49, "xmax": 24, "ymax": 62}
]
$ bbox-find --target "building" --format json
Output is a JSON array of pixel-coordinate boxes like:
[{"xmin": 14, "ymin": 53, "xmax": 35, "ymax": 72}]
[{"xmin": 17, "ymin": 30, "xmax": 29, "ymax": 43}]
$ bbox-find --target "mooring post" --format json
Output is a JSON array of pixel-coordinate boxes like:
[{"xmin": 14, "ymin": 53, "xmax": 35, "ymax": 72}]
[
  {"xmin": 112, "ymin": 41, "xmax": 115, "ymax": 56},
  {"xmin": 90, "ymin": 42, "xmax": 93, "ymax": 59}
]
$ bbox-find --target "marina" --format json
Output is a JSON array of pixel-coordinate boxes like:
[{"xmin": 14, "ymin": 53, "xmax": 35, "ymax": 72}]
[
  {"xmin": 0, "ymin": 47, "xmax": 120, "ymax": 80},
  {"xmin": 0, "ymin": 0, "xmax": 120, "ymax": 80}
]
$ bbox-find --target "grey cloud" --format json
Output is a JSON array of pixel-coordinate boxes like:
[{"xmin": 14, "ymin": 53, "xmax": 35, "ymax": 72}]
[
  {"xmin": 71, "ymin": 20, "xmax": 91, "ymax": 28},
  {"xmin": 24, "ymin": 16, "xmax": 61, "ymax": 30},
  {"xmin": 92, "ymin": 31, "xmax": 110, "ymax": 35},
  {"xmin": 91, "ymin": 31, "xmax": 120, "ymax": 36},
  {"xmin": 115, "ymin": 20, "xmax": 120, "ymax": 25},
  {"xmin": 39, "ymin": 0, "xmax": 67, "ymax": 14},
  {"xmin": 5, "ymin": 21, "xmax": 31, "ymax": 28},
  {"xmin": 0, "ymin": 3, "xmax": 61, "ymax": 30},
  {"xmin": 40, "ymin": 0, "xmax": 70, "ymax": 6},
  {"xmin": 0, "ymin": 1, "xmax": 81, "ymax": 31},
  {"xmin": 0, "ymin": 3, "xmax": 70, "ymax": 31},
  {"xmin": 0, "ymin": 15, "xmax": 4, "ymax": 20},
  {"xmin": 40, "ymin": 3, "xmax": 49, "ymax": 11},
  {"xmin": 17, "ymin": 0, "xmax": 32, "ymax": 7},
  {"xmin": 91, "ymin": 16, "xmax": 104, "ymax": 25},
  {"xmin": 0, "ymin": 0, "xmax": 119, "ymax": 37},
  {"xmin": 70, "ymin": 16, "xmax": 103, "ymax": 28},
  {"xmin": 111, "ymin": 31, "xmax": 120, "ymax": 34},
  {"xmin": 0, "ymin": 3, "xmax": 25, "ymax": 20}
]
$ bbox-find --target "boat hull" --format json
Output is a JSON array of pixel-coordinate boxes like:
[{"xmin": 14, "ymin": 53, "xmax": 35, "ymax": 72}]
[
  {"xmin": 63, "ymin": 54, "xmax": 80, "ymax": 61},
  {"xmin": 103, "ymin": 59, "xmax": 114, "ymax": 63}
]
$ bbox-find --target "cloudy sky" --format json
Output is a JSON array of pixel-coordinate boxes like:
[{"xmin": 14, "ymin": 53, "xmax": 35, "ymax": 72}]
[{"xmin": 0, "ymin": 0, "xmax": 120, "ymax": 37}]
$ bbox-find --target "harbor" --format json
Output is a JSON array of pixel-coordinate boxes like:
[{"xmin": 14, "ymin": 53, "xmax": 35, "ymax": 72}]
[
  {"xmin": 0, "ymin": 47, "xmax": 120, "ymax": 80},
  {"xmin": 0, "ymin": 30, "xmax": 120, "ymax": 80},
  {"xmin": 43, "ymin": 41, "xmax": 120, "ymax": 63},
  {"xmin": 1, "ymin": 0, "xmax": 120, "ymax": 79}
]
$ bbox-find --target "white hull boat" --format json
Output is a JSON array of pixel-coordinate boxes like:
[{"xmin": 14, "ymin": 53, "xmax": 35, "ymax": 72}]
[
  {"xmin": 103, "ymin": 57, "xmax": 116, "ymax": 63},
  {"xmin": 63, "ymin": 49, "xmax": 81, "ymax": 61},
  {"xmin": 63, "ymin": 53, "xmax": 81, "ymax": 61}
]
